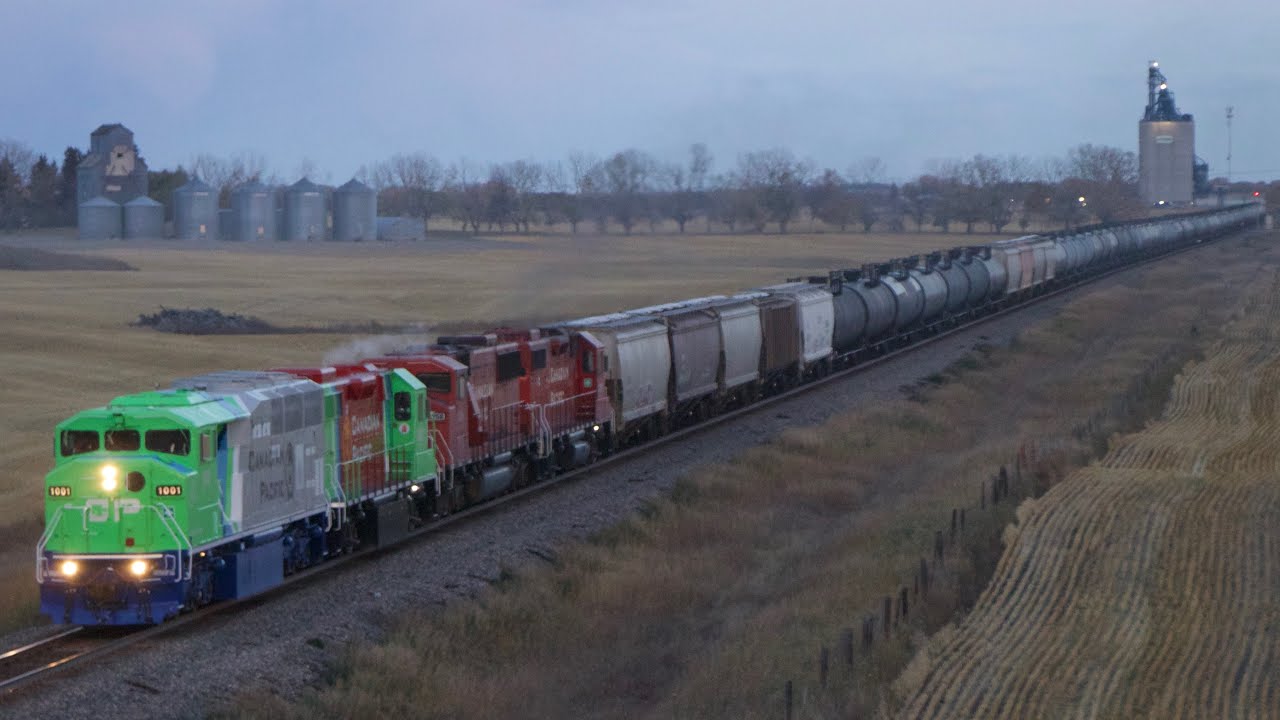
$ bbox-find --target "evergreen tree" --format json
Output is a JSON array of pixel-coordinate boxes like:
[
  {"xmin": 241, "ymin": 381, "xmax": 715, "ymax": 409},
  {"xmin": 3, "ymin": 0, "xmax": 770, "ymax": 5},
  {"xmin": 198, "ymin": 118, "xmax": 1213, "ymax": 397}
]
[
  {"xmin": 0, "ymin": 158, "xmax": 25, "ymax": 231},
  {"xmin": 28, "ymin": 154, "xmax": 59, "ymax": 227},
  {"xmin": 59, "ymin": 146, "xmax": 82, "ymax": 223}
]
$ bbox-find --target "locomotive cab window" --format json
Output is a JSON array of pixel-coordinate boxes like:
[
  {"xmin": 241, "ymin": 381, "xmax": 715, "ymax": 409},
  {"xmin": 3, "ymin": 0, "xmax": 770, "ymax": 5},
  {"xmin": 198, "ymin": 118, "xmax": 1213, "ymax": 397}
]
[
  {"xmin": 420, "ymin": 372, "xmax": 452, "ymax": 394},
  {"xmin": 146, "ymin": 429, "xmax": 190, "ymax": 456},
  {"xmin": 105, "ymin": 429, "xmax": 140, "ymax": 451},
  {"xmin": 582, "ymin": 352, "xmax": 595, "ymax": 373},
  {"xmin": 532, "ymin": 349, "xmax": 547, "ymax": 370},
  {"xmin": 394, "ymin": 392, "xmax": 412, "ymax": 421},
  {"xmin": 60, "ymin": 430, "xmax": 99, "ymax": 456},
  {"xmin": 497, "ymin": 351, "xmax": 525, "ymax": 381}
]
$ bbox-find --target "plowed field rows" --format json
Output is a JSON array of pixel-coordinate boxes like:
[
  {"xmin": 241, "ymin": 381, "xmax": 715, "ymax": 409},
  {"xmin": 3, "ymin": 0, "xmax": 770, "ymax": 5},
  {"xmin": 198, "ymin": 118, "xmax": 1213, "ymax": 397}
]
[{"xmin": 900, "ymin": 271, "xmax": 1280, "ymax": 719}]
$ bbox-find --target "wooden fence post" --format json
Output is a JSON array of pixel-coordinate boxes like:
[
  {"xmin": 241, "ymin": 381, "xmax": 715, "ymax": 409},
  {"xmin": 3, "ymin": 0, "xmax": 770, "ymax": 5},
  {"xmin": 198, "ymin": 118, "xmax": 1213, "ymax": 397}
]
[
  {"xmin": 960, "ymin": 508, "xmax": 966, "ymax": 532},
  {"xmin": 900, "ymin": 587, "xmax": 909, "ymax": 620},
  {"xmin": 950, "ymin": 508, "xmax": 957, "ymax": 540},
  {"xmin": 784, "ymin": 680, "xmax": 793, "ymax": 720},
  {"xmin": 820, "ymin": 646, "xmax": 830, "ymax": 688},
  {"xmin": 920, "ymin": 557, "xmax": 930, "ymax": 596},
  {"xmin": 934, "ymin": 530, "xmax": 945, "ymax": 560},
  {"xmin": 843, "ymin": 628, "xmax": 854, "ymax": 666},
  {"xmin": 883, "ymin": 596, "xmax": 892, "ymax": 638}
]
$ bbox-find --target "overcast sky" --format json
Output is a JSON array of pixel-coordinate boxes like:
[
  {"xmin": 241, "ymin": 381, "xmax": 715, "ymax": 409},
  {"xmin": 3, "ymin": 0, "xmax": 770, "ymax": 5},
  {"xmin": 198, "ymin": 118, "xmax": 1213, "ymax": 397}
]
[{"xmin": 3, "ymin": 1, "xmax": 1276, "ymax": 184}]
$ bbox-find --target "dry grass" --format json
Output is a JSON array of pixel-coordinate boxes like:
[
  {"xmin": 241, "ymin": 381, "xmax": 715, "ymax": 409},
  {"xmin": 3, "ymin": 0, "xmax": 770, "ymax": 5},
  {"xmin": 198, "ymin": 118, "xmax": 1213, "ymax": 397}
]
[
  {"xmin": 897, "ymin": 258, "xmax": 1280, "ymax": 718},
  {"xmin": 0, "ymin": 227, "xmax": 967, "ymax": 631},
  {"xmin": 221, "ymin": 232, "xmax": 1280, "ymax": 718}
]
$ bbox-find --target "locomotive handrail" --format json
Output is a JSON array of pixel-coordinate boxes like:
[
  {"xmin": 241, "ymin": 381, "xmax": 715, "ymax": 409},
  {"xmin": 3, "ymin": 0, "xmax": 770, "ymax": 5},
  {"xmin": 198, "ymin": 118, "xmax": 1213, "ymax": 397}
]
[
  {"xmin": 151, "ymin": 504, "xmax": 193, "ymax": 581},
  {"xmin": 34, "ymin": 507, "xmax": 66, "ymax": 583}
]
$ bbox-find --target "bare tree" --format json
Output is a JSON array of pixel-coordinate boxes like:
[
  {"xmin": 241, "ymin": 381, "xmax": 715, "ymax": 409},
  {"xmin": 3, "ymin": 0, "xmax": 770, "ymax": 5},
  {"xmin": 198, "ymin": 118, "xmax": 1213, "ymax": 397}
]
[
  {"xmin": 0, "ymin": 139, "xmax": 35, "ymax": 183},
  {"xmin": 445, "ymin": 159, "xmax": 487, "ymax": 234},
  {"xmin": 190, "ymin": 151, "xmax": 270, "ymax": 206},
  {"xmin": 1065, "ymin": 144, "xmax": 1140, "ymax": 223},
  {"xmin": 807, "ymin": 169, "xmax": 856, "ymax": 231},
  {"xmin": 373, "ymin": 152, "xmax": 444, "ymax": 237},
  {"xmin": 848, "ymin": 156, "xmax": 887, "ymax": 185},
  {"xmin": 737, "ymin": 149, "xmax": 809, "ymax": 233},
  {"xmin": 503, "ymin": 159, "xmax": 543, "ymax": 233},
  {"xmin": 603, "ymin": 149, "xmax": 653, "ymax": 234}
]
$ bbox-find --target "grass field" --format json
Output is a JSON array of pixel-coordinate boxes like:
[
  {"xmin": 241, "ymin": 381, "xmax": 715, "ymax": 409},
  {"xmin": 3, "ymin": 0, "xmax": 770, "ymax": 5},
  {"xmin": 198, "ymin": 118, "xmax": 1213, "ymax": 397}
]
[
  {"xmin": 0, "ymin": 227, "xmax": 983, "ymax": 629},
  {"xmin": 897, "ymin": 264, "xmax": 1280, "ymax": 717},
  {"xmin": 222, "ymin": 232, "xmax": 1280, "ymax": 718}
]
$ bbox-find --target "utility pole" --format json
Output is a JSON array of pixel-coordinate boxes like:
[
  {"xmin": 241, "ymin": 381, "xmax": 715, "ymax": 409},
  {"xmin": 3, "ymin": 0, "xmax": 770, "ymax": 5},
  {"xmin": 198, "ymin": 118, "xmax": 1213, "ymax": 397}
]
[{"xmin": 1226, "ymin": 106, "xmax": 1234, "ymax": 182}]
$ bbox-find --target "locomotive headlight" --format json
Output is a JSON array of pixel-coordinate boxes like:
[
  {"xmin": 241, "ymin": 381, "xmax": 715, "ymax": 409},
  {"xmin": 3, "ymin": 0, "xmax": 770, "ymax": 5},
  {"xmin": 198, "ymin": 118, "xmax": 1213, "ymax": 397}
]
[
  {"xmin": 101, "ymin": 464, "xmax": 119, "ymax": 492},
  {"xmin": 592, "ymin": 425, "xmax": 600, "ymax": 432},
  {"xmin": 410, "ymin": 484, "xmax": 421, "ymax": 494},
  {"xmin": 60, "ymin": 560, "xmax": 79, "ymax": 578},
  {"xmin": 128, "ymin": 560, "xmax": 149, "ymax": 577}
]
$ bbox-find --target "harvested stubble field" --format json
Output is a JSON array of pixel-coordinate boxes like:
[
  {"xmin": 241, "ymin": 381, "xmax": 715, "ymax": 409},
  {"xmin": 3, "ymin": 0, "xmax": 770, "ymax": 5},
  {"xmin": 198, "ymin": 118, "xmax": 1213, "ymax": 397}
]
[
  {"xmin": 0, "ymin": 229, "xmax": 974, "ymax": 628},
  {"xmin": 226, "ymin": 232, "xmax": 1279, "ymax": 720},
  {"xmin": 898, "ymin": 261, "xmax": 1280, "ymax": 717}
]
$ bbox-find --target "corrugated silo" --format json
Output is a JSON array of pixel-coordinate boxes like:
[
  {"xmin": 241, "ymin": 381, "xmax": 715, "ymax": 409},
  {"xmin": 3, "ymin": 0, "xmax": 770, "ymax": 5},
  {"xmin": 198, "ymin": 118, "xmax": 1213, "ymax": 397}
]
[
  {"xmin": 333, "ymin": 178, "xmax": 377, "ymax": 241},
  {"xmin": 123, "ymin": 195, "xmax": 165, "ymax": 239},
  {"xmin": 230, "ymin": 180, "xmax": 276, "ymax": 241},
  {"xmin": 173, "ymin": 176, "xmax": 220, "ymax": 240},
  {"xmin": 284, "ymin": 178, "xmax": 326, "ymax": 241},
  {"xmin": 78, "ymin": 196, "xmax": 123, "ymax": 240},
  {"xmin": 1138, "ymin": 62, "xmax": 1195, "ymax": 206}
]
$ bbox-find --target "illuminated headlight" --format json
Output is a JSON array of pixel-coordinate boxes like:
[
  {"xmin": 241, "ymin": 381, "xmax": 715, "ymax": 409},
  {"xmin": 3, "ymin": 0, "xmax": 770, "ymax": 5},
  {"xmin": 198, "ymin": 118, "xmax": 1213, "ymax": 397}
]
[
  {"xmin": 101, "ymin": 464, "xmax": 119, "ymax": 492},
  {"xmin": 410, "ymin": 484, "xmax": 421, "ymax": 494},
  {"xmin": 60, "ymin": 560, "xmax": 79, "ymax": 578},
  {"xmin": 128, "ymin": 560, "xmax": 149, "ymax": 578},
  {"xmin": 592, "ymin": 425, "xmax": 600, "ymax": 432}
]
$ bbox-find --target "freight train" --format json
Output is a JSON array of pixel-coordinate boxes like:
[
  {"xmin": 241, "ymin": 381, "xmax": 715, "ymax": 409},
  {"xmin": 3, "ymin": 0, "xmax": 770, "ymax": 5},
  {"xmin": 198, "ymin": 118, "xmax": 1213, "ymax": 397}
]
[{"xmin": 37, "ymin": 204, "xmax": 1263, "ymax": 625}]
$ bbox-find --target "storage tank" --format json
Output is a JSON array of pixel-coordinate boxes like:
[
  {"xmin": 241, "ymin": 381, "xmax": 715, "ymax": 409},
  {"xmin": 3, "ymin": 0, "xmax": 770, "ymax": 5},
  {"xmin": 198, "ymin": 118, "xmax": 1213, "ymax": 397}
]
[
  {"xmin": 283, "ymin": 178, "xmax": 326, "ymax": 241},
  {"xmin": 78, "ymin": 196, "xmax": 122, "ymax": 240},
  {"xmin": 880, "ymin": 270, "xmax": 925, "ymax": 331},
  {"xmin": 935, "ymin": 257, "xmax": 970, "ymax": 313},
  {"xmin": 333, "ymin": 178, "xmax": 376, "ymax": 241},
  {"xmin": 908, "ymin": 262, "xmax": 948, "ymax": 322},
  {"xmin": 173, "ymin": 176, "xmax": 219, "ymax": 240},
  {"xmin": 954, "ymin": 252, "xmax": 989, "ymax": 307},
  {"xmin": 123, "ymin": 195, "xmax": 164, "ymax": 239},
  {"xmin": 231, "ymin": 180, "xmax": 276, "ymax": 242}
]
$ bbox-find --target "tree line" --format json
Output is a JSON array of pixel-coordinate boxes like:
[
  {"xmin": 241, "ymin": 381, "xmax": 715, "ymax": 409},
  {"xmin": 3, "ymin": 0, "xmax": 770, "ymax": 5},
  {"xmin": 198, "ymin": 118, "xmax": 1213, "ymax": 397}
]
[{"xmin": 1, "ymin": 136, "xmax": 1273, "ymax": 236}]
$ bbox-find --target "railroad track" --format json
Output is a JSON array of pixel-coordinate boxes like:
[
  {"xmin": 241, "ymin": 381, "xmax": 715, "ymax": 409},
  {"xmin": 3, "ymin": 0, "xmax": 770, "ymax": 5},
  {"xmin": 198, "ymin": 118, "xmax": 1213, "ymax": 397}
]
[{"xmin": 1, "ymin": 224, "xmax": 1263, "ymax": 700}]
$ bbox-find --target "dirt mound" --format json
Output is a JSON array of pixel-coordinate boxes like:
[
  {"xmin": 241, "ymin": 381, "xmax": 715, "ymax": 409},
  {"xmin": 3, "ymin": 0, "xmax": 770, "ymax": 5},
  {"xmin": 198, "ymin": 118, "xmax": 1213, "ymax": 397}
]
[
  {"xmin": 132, "ymin": 307, "xmax": 280, "ymax": 335},
  {"xmin": 0, "ymin": 245, "xmax": 134, "ymax": 271}
]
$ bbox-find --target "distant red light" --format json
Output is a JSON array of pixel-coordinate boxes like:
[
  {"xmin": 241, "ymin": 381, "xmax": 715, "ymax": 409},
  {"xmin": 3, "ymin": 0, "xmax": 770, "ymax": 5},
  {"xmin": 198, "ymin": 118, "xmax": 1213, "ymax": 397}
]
[
  {"xmin": 125, "ymin": 537, "xmax": 134, "ymax": 547},
  {"xmin": 1254, "ymin": 191, "xmax": 1261, "ymax": 197}
]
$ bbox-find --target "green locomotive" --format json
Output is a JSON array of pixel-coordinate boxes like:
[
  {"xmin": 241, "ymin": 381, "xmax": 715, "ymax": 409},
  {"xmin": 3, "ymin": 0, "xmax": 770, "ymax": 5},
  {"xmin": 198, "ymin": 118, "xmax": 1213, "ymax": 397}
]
[{"xmin": 38, "ymin": 367, "xmax": 436, "ymax": 625}]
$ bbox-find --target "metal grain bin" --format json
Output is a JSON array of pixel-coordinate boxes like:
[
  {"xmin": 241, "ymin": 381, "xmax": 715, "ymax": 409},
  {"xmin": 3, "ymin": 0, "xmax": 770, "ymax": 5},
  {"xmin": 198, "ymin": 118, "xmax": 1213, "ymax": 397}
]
[
  {"xmin": 218, "ymin": 209, "xmax": 233, "ymax": 240},
  {"xmin": 78, "ymin": 196, "xmax": 122, "ymax": 240},
  {"xmin": 956, "ymin": 253, "xmax": 989, "ymax": 307},
  {"xmin": 123, "ymin": 195, "xmax": 164, "ymax": 239},
  {"xmin": 559, "ymin": 315, "xmax": 671, "ymax": 434},
  {"xmin": 333, "ymin": 178, "xmax": 377, "ymax": 241},
  {"xmin": 173, "ymin": 176, "xmax": 219, "ymax": 241},
  {"xmin": 908, "ymin": 263, "xmax": 948, "ymax": 322},
  {"xmin": 231, "ymin": 180, "xmax": 276, "ymax": 241},
  {"xmin": 710, "ymin": 294, "xmax": 764, "ymax": 391},
  {"xmin": 284, "ymin": 178, "xmax": 326, "ymax": 241},
  {"xmin": 881, "ymin": 272, "xmax": 925, "ymax": 331}
]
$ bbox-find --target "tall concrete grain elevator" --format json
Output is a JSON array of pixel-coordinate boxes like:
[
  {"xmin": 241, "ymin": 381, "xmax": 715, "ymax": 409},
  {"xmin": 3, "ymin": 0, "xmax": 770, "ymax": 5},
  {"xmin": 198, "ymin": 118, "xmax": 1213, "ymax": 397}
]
[{"xmin": 1138, "ymin": 62, "xmax": 1195, "ymax": 206}]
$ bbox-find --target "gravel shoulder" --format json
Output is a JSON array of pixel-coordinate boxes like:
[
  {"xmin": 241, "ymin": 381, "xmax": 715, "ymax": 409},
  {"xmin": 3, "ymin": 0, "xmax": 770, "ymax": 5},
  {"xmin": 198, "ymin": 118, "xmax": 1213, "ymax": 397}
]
[{"xmin": 0, "ymin": 246, "xmax": 1221, "ymax": 720}]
